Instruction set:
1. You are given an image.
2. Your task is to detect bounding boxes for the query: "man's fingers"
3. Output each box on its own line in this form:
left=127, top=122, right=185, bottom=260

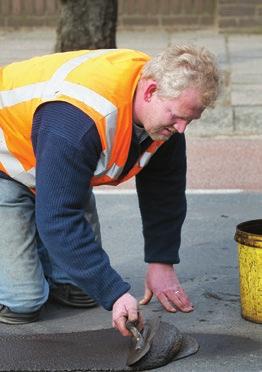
left=139, top=287, right=153, bottom=305
left=157, top=292, right=177, bottom=312
left=112, top=292, right=142, bottom=337
left=113, top=309, right=143, bottom=337
left=144, top=263, right=194, bottom=313
left=113, top=316, right=130, bottom=336
left=156, top=288, right=193, bottom=313
left=162, top=288, right=193, bottom=312
left=127, top=307, right=139, bottom=323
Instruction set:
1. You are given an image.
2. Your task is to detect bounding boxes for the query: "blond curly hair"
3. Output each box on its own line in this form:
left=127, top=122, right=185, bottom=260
left=141, top=45, right=221, bottom=107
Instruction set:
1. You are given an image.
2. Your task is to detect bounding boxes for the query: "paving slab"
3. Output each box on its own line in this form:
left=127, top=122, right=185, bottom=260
left=117, top=29, right=170, bottom=55
left=187, top=107, right=233, bottom=137
left=231, top=84, right=262, bottom=106
left=0, top=28, right=56, bottom=65
left=227, top=35, right=262, bottom=80
left=230, top=59, right=262, bottom=75
left=231, top=73, right=262, bottom=85
left=234, top=107, right=262, bottom=135
left=227, top=35, right=262, bottom=56
left=169, top=30, right=228, bottom=66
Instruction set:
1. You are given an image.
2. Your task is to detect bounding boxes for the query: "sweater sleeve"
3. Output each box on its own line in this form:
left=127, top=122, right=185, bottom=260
left=135, top=133, right=187, bottom=264
left=32, top=101, right=130, bottom=311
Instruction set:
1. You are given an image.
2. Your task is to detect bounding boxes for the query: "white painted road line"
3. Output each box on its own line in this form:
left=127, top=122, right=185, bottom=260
left=94, top=189, right=245, bottom=195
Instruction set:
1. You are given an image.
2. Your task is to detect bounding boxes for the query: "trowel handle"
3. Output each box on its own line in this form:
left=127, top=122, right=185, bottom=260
left=126, top=320, right=145, bottom=350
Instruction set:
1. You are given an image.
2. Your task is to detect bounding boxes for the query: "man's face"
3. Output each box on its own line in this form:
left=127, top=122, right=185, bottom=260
left=138, top=84, right=204, bottom=141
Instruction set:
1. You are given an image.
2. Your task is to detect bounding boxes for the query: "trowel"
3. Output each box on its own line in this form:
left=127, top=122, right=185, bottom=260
left=126, top=316, right=160, bottom=366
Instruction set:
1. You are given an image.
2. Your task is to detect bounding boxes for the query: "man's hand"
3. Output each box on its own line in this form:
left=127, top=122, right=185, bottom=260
left=112, top=292, right=143, bottom=336
left=139, top=263, right=193, bottom=313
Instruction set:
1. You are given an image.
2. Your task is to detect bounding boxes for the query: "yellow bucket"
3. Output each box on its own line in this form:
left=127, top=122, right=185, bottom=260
left=235, top=219, right=262, bottom=323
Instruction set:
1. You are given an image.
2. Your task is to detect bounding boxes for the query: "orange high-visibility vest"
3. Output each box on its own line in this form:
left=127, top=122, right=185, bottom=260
left=0, top=49, right=164, bottom=188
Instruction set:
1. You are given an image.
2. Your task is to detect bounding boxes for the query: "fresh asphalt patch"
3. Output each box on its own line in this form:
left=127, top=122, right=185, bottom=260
left=0, top=321, right=198, bottom=371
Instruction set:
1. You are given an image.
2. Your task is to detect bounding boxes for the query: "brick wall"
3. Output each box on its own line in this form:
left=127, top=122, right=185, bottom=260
left=218, top=0, right=262, bottom=33
left=0, top=0, right=60, bottom=27
left=0, top=0, right=216, bottom=29
left=117, top=0, right=216, bottom=30
left=0, top=0, right=261, bottom=33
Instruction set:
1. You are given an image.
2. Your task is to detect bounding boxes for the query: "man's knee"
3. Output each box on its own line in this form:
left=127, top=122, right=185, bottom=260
left=0, top=280, right=49, bottom=325
left=1, top=278, right=49, bottom=314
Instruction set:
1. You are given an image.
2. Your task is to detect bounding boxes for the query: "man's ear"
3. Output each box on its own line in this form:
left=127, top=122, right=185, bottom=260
left=144, top=81, right=157, bottom=102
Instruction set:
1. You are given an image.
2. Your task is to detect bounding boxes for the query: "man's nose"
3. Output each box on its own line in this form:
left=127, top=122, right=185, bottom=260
left=174, top=120, right=188, bottom=133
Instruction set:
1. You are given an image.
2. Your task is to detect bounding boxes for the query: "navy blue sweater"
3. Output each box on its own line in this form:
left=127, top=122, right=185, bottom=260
left=1, top=101, right=187, bottom=310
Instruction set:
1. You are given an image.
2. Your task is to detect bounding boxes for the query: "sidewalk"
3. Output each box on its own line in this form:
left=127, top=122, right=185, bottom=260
left=0, top=27, right=262, bottom=137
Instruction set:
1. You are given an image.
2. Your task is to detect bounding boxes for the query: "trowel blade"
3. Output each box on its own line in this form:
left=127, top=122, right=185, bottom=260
left=126, top=317, right=160, bottom=366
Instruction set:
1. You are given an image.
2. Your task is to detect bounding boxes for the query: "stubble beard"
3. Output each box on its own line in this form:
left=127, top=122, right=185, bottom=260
left=148, top=132, right=171, bottom=141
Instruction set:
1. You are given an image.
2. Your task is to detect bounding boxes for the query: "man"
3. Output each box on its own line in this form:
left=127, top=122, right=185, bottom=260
left=0, top=46, right=220, bottom=336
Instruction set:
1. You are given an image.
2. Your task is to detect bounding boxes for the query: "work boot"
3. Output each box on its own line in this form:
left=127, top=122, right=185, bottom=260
left=49, top=283, right=98, bottom=308
left=0, top=304, right=41, bottom=325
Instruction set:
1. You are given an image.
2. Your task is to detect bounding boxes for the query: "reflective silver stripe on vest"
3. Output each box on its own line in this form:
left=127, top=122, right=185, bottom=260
left=0, top=49, right=119, bottom=185
left=94, top=112, right=117, bottom=177
left=42, top=49, right=116, bottom=100
left=0, top=128, right=36, bottom=187
left=0, top=82, right=46, bottom=109
left=0, top=50, right=115, bottom=108
left=106, top=163, right=124, bottom=180
left=54, top=80, right=117, bottom=177
left=104, top=149, right=159, bottom=181
left=59, top=81, right=115, bottom=117
left=15, top=168, right=36, bottom=188
left=41, top=50, right=119, bottom=178
left=139, top=151, right=155, bottom=167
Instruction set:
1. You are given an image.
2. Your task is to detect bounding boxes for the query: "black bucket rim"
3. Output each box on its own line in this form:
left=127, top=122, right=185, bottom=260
left=235, top=219, right=262, bottom=248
